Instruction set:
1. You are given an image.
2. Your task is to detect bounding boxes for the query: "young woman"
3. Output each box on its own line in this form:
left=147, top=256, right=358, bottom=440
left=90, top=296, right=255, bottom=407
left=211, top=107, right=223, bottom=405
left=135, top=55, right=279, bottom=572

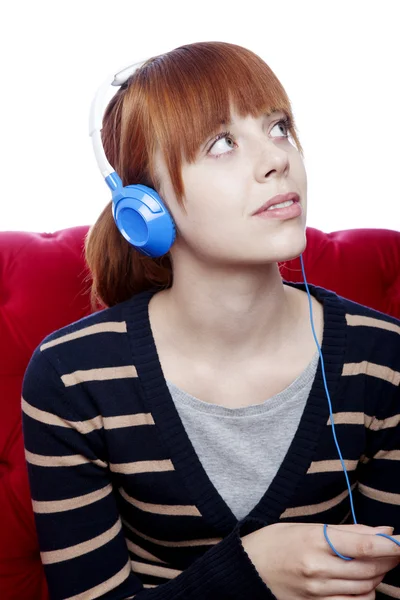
left=22, top=41, right=400, bottom=600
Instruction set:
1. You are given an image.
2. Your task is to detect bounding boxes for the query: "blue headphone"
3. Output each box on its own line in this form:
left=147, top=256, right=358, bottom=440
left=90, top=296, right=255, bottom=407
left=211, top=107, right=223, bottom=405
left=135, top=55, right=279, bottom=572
left=89, top=61, right=176, bottom=258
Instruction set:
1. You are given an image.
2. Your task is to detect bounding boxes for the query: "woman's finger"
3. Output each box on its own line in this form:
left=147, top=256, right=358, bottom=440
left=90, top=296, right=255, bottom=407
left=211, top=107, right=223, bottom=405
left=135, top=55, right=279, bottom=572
left=319, top=555, right=398, bottom=580
left=309, top=574, right=383, bottom=597
left=324, top=525, right=400, bottom=559
left=331, top=524, right=393, bottom=535
left=311, top=592, right=376, bottom=600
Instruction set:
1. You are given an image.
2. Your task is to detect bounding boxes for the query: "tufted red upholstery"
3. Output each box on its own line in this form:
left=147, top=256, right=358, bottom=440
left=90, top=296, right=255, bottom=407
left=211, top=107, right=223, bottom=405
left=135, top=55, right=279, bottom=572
left=0, top=225, right=399, bottom=599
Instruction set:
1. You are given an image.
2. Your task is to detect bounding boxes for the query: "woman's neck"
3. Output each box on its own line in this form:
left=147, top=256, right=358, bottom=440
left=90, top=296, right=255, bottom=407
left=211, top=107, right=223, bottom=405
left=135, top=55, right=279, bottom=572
left=149, top=260, right=301, bottom=363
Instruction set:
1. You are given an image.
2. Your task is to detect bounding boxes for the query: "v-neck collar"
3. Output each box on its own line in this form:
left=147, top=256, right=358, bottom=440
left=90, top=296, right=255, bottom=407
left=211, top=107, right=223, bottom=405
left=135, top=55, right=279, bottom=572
left=124, top=282, right=347, bottom=537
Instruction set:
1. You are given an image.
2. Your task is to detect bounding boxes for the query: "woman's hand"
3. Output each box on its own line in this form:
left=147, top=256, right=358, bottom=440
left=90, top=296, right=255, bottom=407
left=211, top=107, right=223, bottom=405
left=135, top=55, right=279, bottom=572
left=241, top=522, right=400, bottom=599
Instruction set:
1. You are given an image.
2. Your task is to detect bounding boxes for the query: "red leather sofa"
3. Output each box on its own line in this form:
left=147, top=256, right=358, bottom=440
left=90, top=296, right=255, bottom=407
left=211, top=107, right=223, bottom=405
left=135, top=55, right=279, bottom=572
left=1, top=225, right=400, bottom=599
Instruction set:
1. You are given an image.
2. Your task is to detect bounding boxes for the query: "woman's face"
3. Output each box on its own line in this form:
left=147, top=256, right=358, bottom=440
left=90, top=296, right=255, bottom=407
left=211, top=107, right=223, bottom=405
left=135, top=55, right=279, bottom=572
left=155, top=109, right=308, bottom=266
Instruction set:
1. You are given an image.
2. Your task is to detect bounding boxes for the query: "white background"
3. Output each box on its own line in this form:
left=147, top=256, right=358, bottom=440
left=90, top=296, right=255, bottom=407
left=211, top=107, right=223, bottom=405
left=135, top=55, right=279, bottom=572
left=1, top=0, right=399, bottom=233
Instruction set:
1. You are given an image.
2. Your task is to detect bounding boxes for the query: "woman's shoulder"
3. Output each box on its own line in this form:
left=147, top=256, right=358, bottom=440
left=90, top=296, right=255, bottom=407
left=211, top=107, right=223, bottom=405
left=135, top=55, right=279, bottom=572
left=25, top=290, right=154, bottom=387
left=298, top=281, right=400, bottom=328
left=337, top=293, right=400, bottom=328
left=288, top=281, right=400, bottom=340
left=25, top=307, right=122, bottom=387
left=37, top=289, right=155, bottom=355
left=316, top=285, right=400, bottom=381
left=23, top=294, right=151, bottom=417
left=38, top=301, right=128, bottom=353
left=333, top=289, right=400, bottom=352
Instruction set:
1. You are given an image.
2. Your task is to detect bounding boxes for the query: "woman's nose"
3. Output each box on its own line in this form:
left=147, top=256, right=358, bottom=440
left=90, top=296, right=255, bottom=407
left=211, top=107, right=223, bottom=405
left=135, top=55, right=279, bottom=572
left=254, top=141, right=290, bottom=183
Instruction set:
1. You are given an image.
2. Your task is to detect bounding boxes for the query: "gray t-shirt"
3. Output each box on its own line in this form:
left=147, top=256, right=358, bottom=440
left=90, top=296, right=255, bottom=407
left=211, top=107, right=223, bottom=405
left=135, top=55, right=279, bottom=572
left=166, top=351, right=319, bottom=521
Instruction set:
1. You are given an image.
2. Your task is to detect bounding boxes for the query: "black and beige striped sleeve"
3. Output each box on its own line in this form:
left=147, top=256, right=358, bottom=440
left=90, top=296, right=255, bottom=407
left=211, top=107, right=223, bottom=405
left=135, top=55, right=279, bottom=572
left=345, top=313, right=400, bottom=598
left=21, top=339, right=272, bottom=600
left=353, top=387, right=400, bottom=595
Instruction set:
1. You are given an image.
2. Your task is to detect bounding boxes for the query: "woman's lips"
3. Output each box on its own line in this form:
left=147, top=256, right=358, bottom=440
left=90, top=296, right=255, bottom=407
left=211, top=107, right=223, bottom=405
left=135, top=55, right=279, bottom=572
left=253, top=193, right=302, bottom=220
left=253, top=192, right=300, bottom=215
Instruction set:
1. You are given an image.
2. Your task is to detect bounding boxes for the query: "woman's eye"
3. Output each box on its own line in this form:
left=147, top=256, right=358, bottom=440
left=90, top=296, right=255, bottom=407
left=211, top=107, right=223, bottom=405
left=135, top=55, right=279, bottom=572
left=208, top=135, right=236, bottom=156
left=270, top=120, right=289, bottom=138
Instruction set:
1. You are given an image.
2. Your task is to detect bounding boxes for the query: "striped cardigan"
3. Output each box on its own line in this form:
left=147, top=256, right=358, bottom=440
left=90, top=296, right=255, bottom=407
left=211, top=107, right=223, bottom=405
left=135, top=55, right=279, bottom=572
left=22, top=282, right=400, bottom=599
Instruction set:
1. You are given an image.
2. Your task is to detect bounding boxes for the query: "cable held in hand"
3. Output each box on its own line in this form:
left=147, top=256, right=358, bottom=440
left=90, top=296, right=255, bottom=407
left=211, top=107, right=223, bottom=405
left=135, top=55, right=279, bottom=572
left=324, top=524, right=400, bottom=561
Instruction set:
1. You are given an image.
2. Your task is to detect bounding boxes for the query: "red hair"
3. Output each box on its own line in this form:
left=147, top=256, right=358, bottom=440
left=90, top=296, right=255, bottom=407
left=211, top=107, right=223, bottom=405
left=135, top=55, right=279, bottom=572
left=85, top=41, right=303, bottom=308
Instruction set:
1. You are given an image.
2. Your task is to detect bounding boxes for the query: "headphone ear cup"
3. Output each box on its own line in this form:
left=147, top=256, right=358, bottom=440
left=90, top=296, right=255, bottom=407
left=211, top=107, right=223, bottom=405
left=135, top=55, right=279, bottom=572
left=112, top=184, right=176, bottom=258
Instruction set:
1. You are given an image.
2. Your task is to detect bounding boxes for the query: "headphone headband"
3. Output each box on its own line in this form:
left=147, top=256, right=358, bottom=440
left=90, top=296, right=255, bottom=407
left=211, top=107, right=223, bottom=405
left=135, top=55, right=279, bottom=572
left=89, top=60, right=146, bottom=179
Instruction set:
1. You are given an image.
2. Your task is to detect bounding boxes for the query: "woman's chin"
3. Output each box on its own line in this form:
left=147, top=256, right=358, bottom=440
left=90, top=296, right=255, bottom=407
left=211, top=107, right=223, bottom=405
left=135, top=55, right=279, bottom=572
left=276, top=238, right=307, bottom=263
left=257, top=228, right=307, bottom=263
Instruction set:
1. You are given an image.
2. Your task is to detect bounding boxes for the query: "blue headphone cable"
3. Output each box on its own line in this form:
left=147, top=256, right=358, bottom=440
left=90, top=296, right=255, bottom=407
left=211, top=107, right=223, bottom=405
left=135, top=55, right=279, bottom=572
left=299, top=253, right=399, bottom=560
